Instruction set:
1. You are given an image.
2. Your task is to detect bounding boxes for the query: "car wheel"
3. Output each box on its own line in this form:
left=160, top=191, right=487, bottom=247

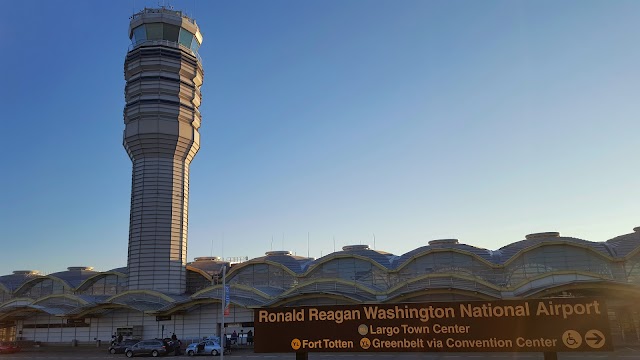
left=126, top=350, right=134, bottom=358
left=212, top=349, right=219, bottom=356
left=110, top=348, right=117, bottom=354
left=187, top=350, right=194, bottom=356
left=151, top=350, right=159, bottom=357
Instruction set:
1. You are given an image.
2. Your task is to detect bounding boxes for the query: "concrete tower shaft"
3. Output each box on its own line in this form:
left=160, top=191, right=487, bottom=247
left=123, top=8, right=204, bottom=294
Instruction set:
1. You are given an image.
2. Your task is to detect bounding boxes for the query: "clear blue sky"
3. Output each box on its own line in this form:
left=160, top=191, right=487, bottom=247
left=1, top=0, right=638, bottom=275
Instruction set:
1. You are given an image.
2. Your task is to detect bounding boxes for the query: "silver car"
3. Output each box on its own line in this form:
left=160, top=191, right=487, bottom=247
left=185, top=340, right=222, bottom=356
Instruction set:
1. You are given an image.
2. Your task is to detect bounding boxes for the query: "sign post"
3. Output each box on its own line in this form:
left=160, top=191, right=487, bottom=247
left=255, top=298, right=612, bottom=356
left=224, top=285, right=230, bottom=316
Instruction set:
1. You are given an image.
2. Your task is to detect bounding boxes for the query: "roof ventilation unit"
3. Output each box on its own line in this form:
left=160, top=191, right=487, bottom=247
left=67, top=267, right=94, bottom=271
left=13, top=270, right=41, bottom=275
left=428, top=239, right=459, bottom=246
left=525, top=232, right=560, bottom=240
left=194, top=257, right=222, bottom=261
left=342, top=245, right=370, bottom=251
left=265, top=251, right=292, bottom=256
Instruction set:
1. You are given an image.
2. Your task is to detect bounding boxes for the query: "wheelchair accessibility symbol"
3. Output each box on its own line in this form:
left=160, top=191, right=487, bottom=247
left=562, top=330, right=582, bottom=349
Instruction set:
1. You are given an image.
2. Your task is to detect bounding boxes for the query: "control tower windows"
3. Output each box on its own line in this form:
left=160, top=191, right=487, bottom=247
left=132, top=26, right=146, bottom=43
left=179, top=28, right=194, bottom=48
left=190, top=37, right=200, bottom=53
left=131, top=24, right=202, bottom=55
left=163, top=24, right=180, bottom=42
left=146, top=23, right=163, bottom=40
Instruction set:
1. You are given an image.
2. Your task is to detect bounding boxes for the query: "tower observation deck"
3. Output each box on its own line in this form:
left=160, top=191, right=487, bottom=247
left=123, top=8, right=204, bottom=294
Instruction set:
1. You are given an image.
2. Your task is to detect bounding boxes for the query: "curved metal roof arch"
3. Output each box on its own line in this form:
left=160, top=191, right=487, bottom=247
left=392, top=248, right=498, bottom=273
left=13, top=276, right=70, bottom=297
left=74, top=271, right=128, bottom=293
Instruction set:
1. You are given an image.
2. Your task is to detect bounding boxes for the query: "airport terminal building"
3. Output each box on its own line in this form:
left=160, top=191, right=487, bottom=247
left=1, top=229, right=640, bottom=346
left=1, top=7, right=638, bottom=348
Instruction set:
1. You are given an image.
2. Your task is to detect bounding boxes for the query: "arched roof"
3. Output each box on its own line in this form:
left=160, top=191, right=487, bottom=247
left=0, top=298, right=33, bottom=309
left=313, top=247, right=396, bottom=269
left=519, top=278, right=640, bottom=299
left=32, top=294, right=90, bottom=306
left=49, top=267, right=100, bottom=288
left=106, top=267, right=128, bottom=274
left=305, top=252, right=395, bottom=276
left=13, top=276, right=70, bottom=297
left=269, top=292, right=368, bottom=307
left=605, top=228, right=640, bottom=257
left=510, top=271, right=615, bottom=297
left=498, top=236, right=615, bottom=264
left=0, top=295, right=90, bottom=319
left=385, top=288, right=497, bottom=302
left=0, top=272, right=44, bottom=292
left=387, top=273, right=502, bottom=299
left=105, top=291, right=179, bottom=312
left=75, top=271, right=128, bottom=292
left=186, top=284, right=271, bottom=309
left=232, top=252, right=313, bottom=274
left=394, top=244, right=496, bottom=270
left=187, top=258, right=228, bottom=277
left=281, top=278, right=377, bottom=298
left=75, top=294, right=111, bottom=304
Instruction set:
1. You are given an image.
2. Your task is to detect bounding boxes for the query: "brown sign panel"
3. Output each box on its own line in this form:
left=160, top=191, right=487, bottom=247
left=254, top=298, right=612, bottom=353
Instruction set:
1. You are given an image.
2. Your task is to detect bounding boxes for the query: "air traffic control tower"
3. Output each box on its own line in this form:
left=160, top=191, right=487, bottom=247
left=123, top=8, right=204, bottom=294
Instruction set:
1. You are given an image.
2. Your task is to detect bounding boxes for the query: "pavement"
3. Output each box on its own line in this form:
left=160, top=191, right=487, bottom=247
left=4, top=344, right=639, bottom=359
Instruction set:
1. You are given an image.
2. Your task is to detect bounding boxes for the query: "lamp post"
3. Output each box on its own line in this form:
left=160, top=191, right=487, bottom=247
left=220, top=265, right=226, bottom=360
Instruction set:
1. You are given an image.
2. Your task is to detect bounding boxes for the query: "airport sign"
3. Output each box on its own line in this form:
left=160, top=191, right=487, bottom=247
left=254, top=298, right=612, bottom=353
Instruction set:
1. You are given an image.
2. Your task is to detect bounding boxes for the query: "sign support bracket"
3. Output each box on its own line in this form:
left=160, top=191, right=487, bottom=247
left=543, top=352, right=558, bottom=360
left=296, top=352, right=308, bottom=360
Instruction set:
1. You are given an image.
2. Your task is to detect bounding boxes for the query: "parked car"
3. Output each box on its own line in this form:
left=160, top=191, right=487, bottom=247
left=109, top=339, right=140, bottom=354
left=0, top=342, right=21, bottom=354
left=124, top=339, right=168, bottom=357
left=185, top=340, right=222, bottom=356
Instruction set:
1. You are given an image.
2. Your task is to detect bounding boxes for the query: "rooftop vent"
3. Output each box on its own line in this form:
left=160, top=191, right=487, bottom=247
left=342, top=245, right=370, bottom=251
left=13, top=270, right=41, bottom=275
left=67, top=267, right=94, bottom=271
left=428, top=239, right=459, bottom=246
left=265, top=250, right=292, bottom=256
left=194, top=257, right=222, bottom=261
left=525, top=232, right=560, bottom=240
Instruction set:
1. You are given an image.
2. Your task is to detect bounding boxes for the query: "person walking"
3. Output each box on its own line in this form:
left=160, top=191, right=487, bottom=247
left=170, top=333, right=180, bottom=355
left=174, top=339, right=182, bottom=356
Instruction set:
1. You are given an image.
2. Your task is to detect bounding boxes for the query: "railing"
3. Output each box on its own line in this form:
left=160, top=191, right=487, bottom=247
left=128, top=40, right=202, bottom=63
left=130, top=7, right=197, bottom=25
